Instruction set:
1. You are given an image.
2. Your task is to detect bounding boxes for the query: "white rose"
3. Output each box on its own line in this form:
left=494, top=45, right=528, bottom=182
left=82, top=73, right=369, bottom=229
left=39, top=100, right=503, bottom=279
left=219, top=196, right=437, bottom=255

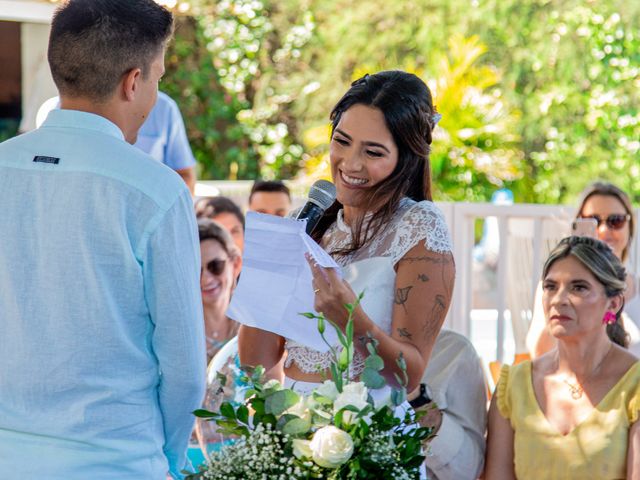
left=333, top=382, right=369, bottom=413
left=309, top=426, right=354, bottom=468
left=315, top=380, right=339, bottom=401
left=292, top=438, right=313, bottom=459
left=285, top=397, right=311, bottom=422
left=342, top=382, right=368, bottom=399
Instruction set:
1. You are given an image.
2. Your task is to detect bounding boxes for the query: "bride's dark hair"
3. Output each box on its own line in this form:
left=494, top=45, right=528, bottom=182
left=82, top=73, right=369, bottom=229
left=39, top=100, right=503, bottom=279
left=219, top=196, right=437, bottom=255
left=312, top=70, right=438, bottom=255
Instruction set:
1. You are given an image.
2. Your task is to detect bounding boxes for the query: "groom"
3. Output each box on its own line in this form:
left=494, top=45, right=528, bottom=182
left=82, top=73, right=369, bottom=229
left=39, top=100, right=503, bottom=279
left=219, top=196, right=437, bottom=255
left=0, top=1, right=205, bottom=479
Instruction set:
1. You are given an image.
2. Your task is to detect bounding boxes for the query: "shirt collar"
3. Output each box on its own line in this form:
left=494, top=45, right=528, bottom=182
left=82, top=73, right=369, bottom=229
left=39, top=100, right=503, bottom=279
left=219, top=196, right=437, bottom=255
left=41, top=109, right=125, bottom=141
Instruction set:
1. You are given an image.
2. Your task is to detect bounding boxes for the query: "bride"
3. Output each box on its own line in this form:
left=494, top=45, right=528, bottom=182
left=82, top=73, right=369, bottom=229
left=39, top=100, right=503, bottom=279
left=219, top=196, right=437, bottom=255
left=239, top=70, right=455, bottom=409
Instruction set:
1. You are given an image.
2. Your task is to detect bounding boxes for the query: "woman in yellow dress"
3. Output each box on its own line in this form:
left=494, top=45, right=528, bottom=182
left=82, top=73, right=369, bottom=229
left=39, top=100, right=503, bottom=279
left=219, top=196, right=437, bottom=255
left=486, top=236, right=640, bottom=479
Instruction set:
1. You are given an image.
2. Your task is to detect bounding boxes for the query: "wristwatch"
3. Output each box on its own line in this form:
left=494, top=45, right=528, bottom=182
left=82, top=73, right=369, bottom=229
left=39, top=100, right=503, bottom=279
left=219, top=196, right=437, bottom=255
left=409, top=383, right=433, bottom=409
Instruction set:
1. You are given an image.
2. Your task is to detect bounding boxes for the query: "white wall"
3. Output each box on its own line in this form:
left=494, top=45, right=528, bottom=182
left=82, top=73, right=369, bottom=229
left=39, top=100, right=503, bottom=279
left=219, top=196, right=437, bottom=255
left=19, top=21, right=56, bottom=131
left=0, top=1, right=57, bottom=132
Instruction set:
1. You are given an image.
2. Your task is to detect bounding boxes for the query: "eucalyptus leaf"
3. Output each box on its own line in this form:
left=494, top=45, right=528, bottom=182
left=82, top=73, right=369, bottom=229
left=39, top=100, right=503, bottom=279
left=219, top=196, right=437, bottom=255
left=391, top=389, right=406, bottom=407
left=364, top=354, right=384, bottom=371
left=396, top=352, right=407, bottom=372
left=362, top=368, right=385, bottom=389
left=264, top=389, right=300, bottom=416
left=282, top=416, right=311, bottom=435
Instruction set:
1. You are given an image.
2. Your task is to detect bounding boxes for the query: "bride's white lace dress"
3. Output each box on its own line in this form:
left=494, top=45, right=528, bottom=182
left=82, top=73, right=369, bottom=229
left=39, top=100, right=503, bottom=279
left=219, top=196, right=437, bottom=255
left=285, top=197, right=452, bottom=378
left=284, top=197, right=453, bottom=479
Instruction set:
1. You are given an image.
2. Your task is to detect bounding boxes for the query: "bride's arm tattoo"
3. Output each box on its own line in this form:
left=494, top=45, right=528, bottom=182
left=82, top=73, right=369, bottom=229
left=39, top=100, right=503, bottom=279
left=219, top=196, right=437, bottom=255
left=398, top=252, right=455, bottom=341
left=394, top=285, right=413, bottom=312
left=397, top=327, right=413, bottom=340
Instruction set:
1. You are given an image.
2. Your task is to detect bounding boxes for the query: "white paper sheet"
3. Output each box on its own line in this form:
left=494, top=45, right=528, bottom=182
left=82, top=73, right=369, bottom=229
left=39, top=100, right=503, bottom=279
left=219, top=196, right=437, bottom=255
left=227, top=212, right=340, bottom=351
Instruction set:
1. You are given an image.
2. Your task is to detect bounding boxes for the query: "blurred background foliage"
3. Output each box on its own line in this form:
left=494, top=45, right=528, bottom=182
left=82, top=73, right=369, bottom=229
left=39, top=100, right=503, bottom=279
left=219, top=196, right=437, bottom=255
left=164, top=0, right=639, bottom=203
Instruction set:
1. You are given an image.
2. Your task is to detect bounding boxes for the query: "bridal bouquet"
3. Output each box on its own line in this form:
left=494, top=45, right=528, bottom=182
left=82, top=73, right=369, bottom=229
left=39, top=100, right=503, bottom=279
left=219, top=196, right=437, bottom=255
left=188, top=296, right=432, bottom=479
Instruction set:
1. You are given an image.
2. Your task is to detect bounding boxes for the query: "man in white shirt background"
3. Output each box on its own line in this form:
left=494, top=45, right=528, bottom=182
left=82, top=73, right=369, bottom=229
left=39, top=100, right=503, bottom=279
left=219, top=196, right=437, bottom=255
left=409, top=329, right=488, bottom=479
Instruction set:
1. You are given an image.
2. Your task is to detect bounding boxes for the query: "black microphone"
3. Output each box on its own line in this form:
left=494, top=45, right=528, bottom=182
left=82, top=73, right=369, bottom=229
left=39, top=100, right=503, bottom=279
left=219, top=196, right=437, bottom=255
left=296, top=179, right=337, bottom=235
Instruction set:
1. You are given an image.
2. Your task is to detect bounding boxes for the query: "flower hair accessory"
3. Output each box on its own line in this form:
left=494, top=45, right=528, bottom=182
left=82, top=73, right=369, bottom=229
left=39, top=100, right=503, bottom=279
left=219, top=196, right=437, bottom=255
left=432, top=113, right=442, bottom=127
left=603, top=311, right=616, bottom=325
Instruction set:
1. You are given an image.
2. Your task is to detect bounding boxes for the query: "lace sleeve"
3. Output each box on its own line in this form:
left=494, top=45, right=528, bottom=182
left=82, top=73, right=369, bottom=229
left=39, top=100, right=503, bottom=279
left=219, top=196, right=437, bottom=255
left=388, top=200, right=452, bottom=264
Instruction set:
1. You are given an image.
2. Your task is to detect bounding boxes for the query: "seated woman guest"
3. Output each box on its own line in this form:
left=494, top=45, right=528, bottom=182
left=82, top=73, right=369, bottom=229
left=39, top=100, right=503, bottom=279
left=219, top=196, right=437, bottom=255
left=239, top=70, right=455, bottom=401
left=486, top=236, right=640, bottom=479
left=527, top=181, right=640, bottom=357
left=198, top=219, right=242, bottom=363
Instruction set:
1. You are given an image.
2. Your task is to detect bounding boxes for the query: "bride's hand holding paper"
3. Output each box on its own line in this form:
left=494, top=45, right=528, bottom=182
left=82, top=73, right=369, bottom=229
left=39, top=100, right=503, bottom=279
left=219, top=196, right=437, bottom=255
left=305, top=252, right=360, bottom=331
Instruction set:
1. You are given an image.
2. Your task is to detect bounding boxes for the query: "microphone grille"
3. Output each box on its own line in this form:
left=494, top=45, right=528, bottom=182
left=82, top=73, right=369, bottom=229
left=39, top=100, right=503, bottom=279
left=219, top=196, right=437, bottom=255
left=308, top=179, right=337, bottom=210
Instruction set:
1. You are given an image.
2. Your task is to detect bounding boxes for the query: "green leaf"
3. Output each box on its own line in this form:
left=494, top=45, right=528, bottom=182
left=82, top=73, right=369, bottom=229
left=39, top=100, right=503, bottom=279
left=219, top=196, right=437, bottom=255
left=261, top=413, right=277, bottom=425
left=317, top=315, right=325, bottom=334
left=251, top=365, right=265, bottom=382
left=391, top=389, right=406, bottom=407
left=299, top=312, right=317, bottom=319
left=331, top=320, right=348, bottom=348
left=219, top=402, right=236, bottom=420
left=244, top=388, right=258, bottom=399
left=264, top=389, right=300, bottom=416
left=330, top=364, right=343, bottom=392
left=250, top=397, right=265, bottom=416
left=236, top=404, right=249, bottom=424
left=345, top=317, right=354, bottom=343
left=281, top=416, right=311, bottom=435
left=312, top=392, right=334, bottom=405
left=192, top=409, right=217, bottom=418
left=396, top=352, right=407, bottom=372
left=364, top=354, right=384, bottom=371
left=362, top=369, right=385, bottom=389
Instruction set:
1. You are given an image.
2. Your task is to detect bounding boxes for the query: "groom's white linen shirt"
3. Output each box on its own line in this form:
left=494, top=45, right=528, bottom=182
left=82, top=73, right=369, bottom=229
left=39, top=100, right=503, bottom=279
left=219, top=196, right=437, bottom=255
left=423, top=330, right=488, bottom=480
left=0, top=109, right=206, bottom=479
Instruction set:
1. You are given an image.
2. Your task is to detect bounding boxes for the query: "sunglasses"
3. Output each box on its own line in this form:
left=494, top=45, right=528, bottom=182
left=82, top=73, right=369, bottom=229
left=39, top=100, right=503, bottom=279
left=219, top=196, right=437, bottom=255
left=580, top=214, right=631, bottom=230
left=202, top=258, right=227, bottom=276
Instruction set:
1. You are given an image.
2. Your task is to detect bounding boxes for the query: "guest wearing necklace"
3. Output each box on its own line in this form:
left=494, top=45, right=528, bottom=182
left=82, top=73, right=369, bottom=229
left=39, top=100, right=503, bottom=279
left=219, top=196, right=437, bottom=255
left=198, top=219, right=242, bottom=363
left=486, top=236, right=640, bottom=479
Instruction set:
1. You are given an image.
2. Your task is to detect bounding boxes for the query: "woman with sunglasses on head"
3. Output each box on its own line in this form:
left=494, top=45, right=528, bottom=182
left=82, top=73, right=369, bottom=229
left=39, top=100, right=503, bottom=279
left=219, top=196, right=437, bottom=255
left=198, top=219, right=242, bottom=363
left=486, top=236, right=640, bottom=479
left=238, top=72, right=455, bottom=428
left=527, top=181, right=638, bottom=358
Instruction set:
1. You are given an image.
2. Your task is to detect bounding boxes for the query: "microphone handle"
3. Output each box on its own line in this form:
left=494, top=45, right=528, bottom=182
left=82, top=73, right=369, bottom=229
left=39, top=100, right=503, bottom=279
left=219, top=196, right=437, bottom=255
left=296, top=202, right=325, bottom=235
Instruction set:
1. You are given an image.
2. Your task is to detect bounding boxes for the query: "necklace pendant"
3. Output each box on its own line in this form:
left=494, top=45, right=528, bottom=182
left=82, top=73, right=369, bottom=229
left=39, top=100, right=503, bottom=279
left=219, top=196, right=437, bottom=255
left=563, top=377, right=584, bottom=400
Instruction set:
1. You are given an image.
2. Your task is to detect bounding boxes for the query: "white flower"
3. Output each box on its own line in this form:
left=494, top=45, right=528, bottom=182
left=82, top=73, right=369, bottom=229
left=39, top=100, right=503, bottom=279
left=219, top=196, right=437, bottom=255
left=315, top=380, right=339, bottom=401
left=309, top=425, right=354, bottom=468
left=333, top=382, right=368, bottom=412
left=285, top=397, right=311, bottom=422
left=292, top=438, right=313, bottom=459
